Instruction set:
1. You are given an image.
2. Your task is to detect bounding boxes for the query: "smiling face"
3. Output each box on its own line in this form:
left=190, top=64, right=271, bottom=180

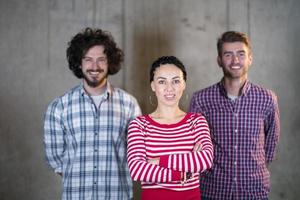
left=151, top=64, right=186, bottom=108
left=218, top=42, right=253, bottom=81
left=81, top=45, right=108, bottom=89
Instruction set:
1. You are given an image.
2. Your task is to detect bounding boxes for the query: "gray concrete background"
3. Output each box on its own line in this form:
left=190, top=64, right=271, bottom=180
left=0, top=0, right=299, bottom=199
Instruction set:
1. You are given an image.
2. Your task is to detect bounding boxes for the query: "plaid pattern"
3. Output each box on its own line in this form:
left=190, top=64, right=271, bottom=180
left=44, top=83, right=141, bottom=200
left=189, top=80, right=280, bottom=200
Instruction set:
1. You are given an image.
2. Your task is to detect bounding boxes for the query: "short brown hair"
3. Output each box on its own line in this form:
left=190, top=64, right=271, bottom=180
left=217, top=31, right=252, bottom=57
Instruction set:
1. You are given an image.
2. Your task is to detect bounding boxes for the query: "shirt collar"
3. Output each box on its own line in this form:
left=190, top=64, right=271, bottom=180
left=218, top=78, right=251, bottom=98
left=79, top=81, right=114, bottom=99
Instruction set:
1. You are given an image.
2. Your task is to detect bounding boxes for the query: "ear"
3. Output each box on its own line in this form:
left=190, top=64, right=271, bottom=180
left=217, top=56, right=222, bottom=68
left=248, top=53, right=253, bottom=66
left=150, top=81, right=155, bottom=92
left=183, top=81, right=186, bottom=90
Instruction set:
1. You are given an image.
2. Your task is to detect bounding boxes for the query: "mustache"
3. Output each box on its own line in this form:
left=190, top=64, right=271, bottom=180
left=230, top=63, right=242, bottom=68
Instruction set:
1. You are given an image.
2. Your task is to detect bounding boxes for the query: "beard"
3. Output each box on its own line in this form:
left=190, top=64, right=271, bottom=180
left=222, top=63, right=248, bottom=79
left=83, top=69, right=107, bottom=88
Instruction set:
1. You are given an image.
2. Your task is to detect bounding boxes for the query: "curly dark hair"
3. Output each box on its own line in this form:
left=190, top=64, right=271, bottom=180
left=150, top=56, right=187, bottom=82
left=66, top=27, right=124, bottom=78
left=217, top=31, right=252, bottom=57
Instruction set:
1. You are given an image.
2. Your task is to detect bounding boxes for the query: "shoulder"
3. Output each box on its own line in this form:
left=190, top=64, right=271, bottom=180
left=192, top=83, right=219, bottom=100
left=190, top=83, right=220, bottom=111
left=111, top=88, right=141, bottom=118
left=185, top=113, right=209, bottom=132
left=128, top=115, right=149, bottom=128
left=132, top=115, right=149, bottom=123
left=46, top=85, right=81, bottom=111
left=187, top=112, right=207, bottom=123
left=249, top=82, right=278, bottom=103
left=112, top=87, right=139, bottom=103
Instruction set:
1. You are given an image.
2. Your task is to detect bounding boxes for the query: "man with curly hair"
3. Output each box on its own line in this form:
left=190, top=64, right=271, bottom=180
left=44, top=27, right=141, bottom=200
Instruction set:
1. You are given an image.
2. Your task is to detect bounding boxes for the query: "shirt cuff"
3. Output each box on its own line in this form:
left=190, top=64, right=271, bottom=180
left=54, top=167, right=62, bottom=174
left=172, top=171, right=181, bottom=181
left=159, top=155, right=169, bottom=168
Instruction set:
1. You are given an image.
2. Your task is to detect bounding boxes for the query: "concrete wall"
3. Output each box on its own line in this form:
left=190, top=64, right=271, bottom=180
left=0, top=0, right=299, bottom=199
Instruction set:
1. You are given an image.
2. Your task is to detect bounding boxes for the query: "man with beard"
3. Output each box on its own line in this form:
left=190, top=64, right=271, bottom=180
left=189, top=31, right=280, bottom=200
left=44, top=27, right=141, bottom=200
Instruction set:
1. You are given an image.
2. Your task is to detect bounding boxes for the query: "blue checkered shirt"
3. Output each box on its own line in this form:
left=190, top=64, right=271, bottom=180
left=189, top=80, right=280, bottom=200
left=44, top=83, right=141, bottom=200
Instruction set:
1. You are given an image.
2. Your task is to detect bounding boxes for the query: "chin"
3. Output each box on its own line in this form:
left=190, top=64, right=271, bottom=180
left=85, top=79, right=102, bottom=88
left=163, top=101, right=179, bottom=107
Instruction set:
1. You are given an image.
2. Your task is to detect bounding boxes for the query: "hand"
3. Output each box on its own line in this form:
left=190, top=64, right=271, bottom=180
left=147, top=157, right=160, bottom=165
left=193, top=142, right=203, bottom=152
left=181, top=171, right=193, bottom=185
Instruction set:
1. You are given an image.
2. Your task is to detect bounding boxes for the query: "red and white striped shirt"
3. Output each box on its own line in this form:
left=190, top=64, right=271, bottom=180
left=127, top=112, right=213, bottom=191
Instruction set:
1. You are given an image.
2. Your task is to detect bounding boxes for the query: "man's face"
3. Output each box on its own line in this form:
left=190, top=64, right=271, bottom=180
left=81, top=45, right=108, bottom=88
left=218, top=42, right=252, bottom=80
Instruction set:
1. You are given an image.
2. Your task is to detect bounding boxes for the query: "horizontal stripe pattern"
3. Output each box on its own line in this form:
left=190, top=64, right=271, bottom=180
left=127, top=112, right=213, bottom=191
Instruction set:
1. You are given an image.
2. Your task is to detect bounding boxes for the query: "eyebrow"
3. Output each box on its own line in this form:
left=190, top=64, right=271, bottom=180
left=82, top=56, right=107, bottom=59
left=156, top=76, right=181, bottom=80
left=223, top=50, right=246, bottom=54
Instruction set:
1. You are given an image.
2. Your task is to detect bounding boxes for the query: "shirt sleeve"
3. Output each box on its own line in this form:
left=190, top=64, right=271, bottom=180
left=189, top=93, right=201, bottom=114
left=130, top=97, right=142, bottom=120
left=264, top=93, right=280, bottom=164
left=127, top=119, right=181, bottom=183
left=158, top=115, right=213, bottom=173
left=43, top=98, right=65, bottom=174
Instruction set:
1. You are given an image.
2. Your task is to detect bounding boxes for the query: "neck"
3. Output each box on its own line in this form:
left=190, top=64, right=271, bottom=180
left=83, top=79, right=107, bottom=96
left=223, top=76, right=247, bottom=96
left=151, top=105, right=185, bottom=120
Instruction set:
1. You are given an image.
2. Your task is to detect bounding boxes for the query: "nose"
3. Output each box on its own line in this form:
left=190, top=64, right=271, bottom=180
left=91, top=60, right=100, bottom=69
left=165, top=82, right=175, bottom=91
left=232, top=54, right=240, bottom=64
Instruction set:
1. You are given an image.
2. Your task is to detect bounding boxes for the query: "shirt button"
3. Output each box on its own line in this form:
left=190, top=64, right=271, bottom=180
left=94, top=182, right=97, bottom=185
left=94, top=166, right=97, bottom=169
left=233, top=177, right=237, bottom=181
left=95, top=132, right=98, bottom=135
left=234, top=129, right=238, bottom=133
left=234, top=161, right=237, bottom=165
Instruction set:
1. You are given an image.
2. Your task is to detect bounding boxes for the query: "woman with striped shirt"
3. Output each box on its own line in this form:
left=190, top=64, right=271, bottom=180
left=127, top=56, right=213, bottom=200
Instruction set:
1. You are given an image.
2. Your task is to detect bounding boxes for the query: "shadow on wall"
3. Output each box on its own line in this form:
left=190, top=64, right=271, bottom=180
left=131, top=29, right=175, bottom=115
left=130, top=27, right=175, bottom=200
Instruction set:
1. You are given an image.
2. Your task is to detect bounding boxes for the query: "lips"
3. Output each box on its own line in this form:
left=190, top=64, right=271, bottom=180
left=87, top=70, right=103, bottom=77
left=164, top=94, right=176, bottom=100
left=230, top=64, right=242, bottom=69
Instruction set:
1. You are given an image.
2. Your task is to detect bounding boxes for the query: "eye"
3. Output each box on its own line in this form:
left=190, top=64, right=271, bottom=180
left=173, top=79, right=181, bottom=84
left=238, top=52, right=245, bottom=57
left=158, top=80, right=165, bottom=84
left=83, top=57, right=92, bottom=63
left=97, top=57, right=107, bottom=64
left=223, top=53, right=232, bottom=58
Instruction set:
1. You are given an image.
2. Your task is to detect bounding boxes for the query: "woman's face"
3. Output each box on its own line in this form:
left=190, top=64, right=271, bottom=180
left=151, top=64, right=186, bottom=107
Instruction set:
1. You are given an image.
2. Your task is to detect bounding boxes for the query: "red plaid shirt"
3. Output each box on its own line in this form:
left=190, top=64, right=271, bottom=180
left=189, top=80, right=280, bottom=200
